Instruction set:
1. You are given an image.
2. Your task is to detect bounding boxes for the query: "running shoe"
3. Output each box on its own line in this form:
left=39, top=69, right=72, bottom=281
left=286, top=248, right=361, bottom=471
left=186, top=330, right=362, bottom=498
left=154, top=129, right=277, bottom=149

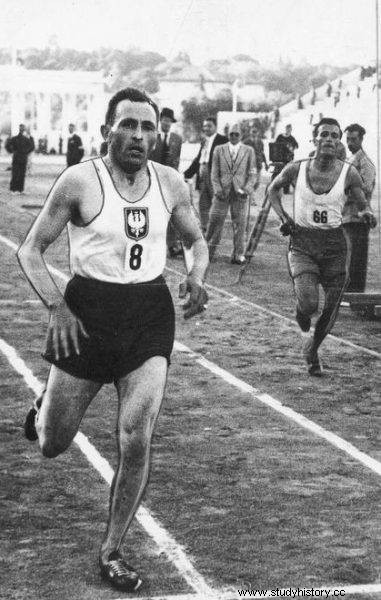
left=24, top=395, right=43, bottom=441
left=296, top=309, right=311, bottom=332
left=100, top=550, right=142, bottom=592
left=302, top=338, right=323, bottom=377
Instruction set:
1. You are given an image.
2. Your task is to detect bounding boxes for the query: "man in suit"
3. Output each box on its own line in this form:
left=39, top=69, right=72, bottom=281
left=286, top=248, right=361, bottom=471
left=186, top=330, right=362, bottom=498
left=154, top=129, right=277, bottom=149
left=150, top=108, right=183, bottom=256
left=66, top=123, right=84, bottom=167
left=207, top=123, right=257, bottom=263
left=184, top=117, right=227, bottom=234
left=150, top=107, right=182, bottom=169
left=343, top=123, right=377, bottom=294
left=6, top=123, right=35, bottom=194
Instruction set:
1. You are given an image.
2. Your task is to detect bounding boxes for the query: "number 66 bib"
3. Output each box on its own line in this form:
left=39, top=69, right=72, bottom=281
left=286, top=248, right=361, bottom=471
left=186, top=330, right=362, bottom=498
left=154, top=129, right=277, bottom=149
left=293, top=159, right=350, bottom=229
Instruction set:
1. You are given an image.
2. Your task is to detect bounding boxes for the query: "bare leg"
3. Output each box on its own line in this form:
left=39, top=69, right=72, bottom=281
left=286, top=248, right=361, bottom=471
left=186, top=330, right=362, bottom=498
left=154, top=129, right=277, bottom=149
left=100, top=356, right=168, bottom=561
left=310, top=282, right=345, bottom=355
left=293, top=272, right=320, bottom=332
left=37, top=365, right=102, bottom=458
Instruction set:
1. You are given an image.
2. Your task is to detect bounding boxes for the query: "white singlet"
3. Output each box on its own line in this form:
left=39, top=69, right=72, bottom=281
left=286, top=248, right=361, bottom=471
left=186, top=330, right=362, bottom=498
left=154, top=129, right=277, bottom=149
left=68, top=158, right=171, bottom=283
left=293, top=159, right=350, bottom=229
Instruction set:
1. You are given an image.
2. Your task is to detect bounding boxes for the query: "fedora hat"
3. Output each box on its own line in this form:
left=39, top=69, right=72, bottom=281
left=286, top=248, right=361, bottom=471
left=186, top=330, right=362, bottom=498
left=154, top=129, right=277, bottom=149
left=160, top=107, right=177, bottom=122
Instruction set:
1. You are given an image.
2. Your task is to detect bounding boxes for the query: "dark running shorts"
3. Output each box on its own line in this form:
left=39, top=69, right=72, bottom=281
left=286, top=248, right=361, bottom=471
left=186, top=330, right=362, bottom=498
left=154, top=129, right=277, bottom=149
left=287, top=226, right=350, bottom=288
left=43, top=274, right=175, bottom=383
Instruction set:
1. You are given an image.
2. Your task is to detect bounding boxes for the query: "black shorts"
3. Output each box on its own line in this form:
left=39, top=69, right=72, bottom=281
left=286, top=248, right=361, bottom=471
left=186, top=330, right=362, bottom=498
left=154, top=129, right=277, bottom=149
left=43, top=274, right=175, bottom=384
left=287, top=226, right=350, bottom=288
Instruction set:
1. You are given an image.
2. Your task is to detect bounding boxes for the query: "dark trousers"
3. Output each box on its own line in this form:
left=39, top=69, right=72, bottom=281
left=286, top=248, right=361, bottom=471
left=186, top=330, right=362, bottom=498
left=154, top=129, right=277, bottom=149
left=344, top=222, right=370, bottom=293
left=10, top=159, right=27, bottom=192
left=198, top=167, right=214, bottom=233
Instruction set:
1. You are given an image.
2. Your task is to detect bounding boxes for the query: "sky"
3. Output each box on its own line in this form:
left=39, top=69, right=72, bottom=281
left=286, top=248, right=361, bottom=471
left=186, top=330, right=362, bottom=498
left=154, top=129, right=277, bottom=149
left=1, top=0, right=379, bottom=67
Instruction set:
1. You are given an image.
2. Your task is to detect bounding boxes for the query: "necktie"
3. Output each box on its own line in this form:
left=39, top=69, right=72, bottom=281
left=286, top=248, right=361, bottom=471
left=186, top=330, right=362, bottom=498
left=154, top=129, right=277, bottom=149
left=161, top=133, right=169, bottom=165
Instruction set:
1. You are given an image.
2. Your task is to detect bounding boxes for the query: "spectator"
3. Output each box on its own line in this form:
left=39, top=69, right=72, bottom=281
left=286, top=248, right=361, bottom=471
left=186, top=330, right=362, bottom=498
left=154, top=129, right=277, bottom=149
left=149, top=107, right=183, bottom=257
left=5, top=123, right=35, bottom=194
left=242, top=127, right=268, bottom=186
left=207, top=123, right=257, bottom=264
left=275, top=124, right=299, bottom=193
left=184, top=117, right=227, bottom=234
left=66, top=123, right=84, bottom=167
left=343, top=123, right=377, bottom=294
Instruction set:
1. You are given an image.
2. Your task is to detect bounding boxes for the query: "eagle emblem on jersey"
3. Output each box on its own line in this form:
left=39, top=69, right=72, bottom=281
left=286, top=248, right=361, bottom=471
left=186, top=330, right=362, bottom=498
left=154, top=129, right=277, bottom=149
left=124, top=207, right=149, bottom=240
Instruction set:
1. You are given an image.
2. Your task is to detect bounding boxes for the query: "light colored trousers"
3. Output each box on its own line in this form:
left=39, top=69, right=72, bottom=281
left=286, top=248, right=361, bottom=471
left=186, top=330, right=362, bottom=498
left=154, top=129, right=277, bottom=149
left=206, top=187, right=249, bottom=260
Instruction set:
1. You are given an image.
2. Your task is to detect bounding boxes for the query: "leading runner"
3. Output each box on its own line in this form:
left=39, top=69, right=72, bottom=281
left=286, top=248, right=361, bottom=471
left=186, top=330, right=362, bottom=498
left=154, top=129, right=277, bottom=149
left=17, top=87, right=209, bottom=592
left=268, top=117, right=372, bottom=376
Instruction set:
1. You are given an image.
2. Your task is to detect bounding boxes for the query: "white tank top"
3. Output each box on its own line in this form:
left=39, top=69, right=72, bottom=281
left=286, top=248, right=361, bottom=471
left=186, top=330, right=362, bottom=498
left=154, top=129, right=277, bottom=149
left=68, top=159, right=171, bottom=283
left=293, top=159, right=350, bottom=229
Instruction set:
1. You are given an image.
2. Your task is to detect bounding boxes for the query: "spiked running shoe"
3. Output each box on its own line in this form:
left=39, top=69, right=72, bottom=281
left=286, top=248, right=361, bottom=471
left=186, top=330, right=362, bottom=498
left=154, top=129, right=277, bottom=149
left=100, top=551, right=142, bottom=592
left=24, top=394, right=43, bottom=441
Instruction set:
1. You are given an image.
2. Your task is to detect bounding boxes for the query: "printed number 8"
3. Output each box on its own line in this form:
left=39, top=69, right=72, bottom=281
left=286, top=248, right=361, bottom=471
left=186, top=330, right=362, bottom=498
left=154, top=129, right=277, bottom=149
left=313, top=210, right=328, bottom=224
left=130, top=244, right=143, bottom=270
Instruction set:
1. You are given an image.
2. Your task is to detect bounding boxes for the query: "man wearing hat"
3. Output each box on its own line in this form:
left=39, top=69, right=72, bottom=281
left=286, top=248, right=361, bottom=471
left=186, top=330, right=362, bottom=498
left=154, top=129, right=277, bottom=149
left=150, top=107, right=183, bottom=256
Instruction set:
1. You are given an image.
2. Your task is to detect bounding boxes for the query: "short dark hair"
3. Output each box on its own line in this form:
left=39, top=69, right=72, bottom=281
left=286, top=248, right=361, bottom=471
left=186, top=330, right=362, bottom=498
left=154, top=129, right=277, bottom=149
left=315, top=117, right=342, bottom=138
left=105, top=87, right=159, bottom=126
left=344, top=123, right=366, bottom=137
left=204, top=116, right=217, bottom=126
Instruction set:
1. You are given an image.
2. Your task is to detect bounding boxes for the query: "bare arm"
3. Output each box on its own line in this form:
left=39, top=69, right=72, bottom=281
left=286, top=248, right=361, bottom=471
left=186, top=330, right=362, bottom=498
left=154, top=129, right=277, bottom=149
left=17, top=168, right=88, bottom=357
left=17, top=170, right=77, bottom=307
left=345, top=165, right=376, bottom=227
left=267, top=162, right=299, bottom=222
left=168, top=172, right=209, bottom=318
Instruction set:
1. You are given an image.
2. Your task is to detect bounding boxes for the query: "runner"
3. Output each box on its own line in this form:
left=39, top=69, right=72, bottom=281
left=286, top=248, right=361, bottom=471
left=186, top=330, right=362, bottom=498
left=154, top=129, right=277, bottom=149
left=268, top=117, right=371, bottom=376
left=17, top=87, right=209, bottom=592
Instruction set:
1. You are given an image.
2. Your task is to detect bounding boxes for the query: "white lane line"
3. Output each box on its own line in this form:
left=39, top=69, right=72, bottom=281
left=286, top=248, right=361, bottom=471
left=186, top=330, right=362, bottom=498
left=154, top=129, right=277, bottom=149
left=175, top=342, right=381, bottom=480
left=115, top=595, right=201, bottom=600
left=2, top=233, right=381, bottom=480
left=0, top=337, right=217, bottom=599
left=219, top=585, right=381, bottom=598
left=165, top=265, right=381, bottom=360
left=0, top=299, right=41, bottom=305
left=113, top=582, right=381, bottom=599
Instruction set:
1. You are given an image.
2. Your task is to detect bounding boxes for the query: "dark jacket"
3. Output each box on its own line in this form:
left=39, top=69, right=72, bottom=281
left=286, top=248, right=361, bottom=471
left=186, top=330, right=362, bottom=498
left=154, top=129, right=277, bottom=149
left=184, top=133, right=228, bottom=187
left=149, top=131, right=182, bottom=170
left=6, top=134, right=34, bottom=163
left=67, top=133, right=84, bottom=166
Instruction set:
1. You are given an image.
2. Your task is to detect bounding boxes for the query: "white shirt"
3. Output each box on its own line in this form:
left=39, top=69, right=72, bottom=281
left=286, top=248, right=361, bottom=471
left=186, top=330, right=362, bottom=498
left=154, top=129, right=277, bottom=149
left=160, top=130, right=170, bottom=142
left=229, top=142, right=241, bottom=161
left=200, top=133, right=217, bottom=164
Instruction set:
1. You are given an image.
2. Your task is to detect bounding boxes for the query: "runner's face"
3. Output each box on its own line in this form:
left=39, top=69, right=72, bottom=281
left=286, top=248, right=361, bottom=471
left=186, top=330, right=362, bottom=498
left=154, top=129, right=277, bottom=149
left=346, top=131, right=362, bottom=154
left=316, top=124, right=340, bottom=157
left=108, top=100, right=157, bottom=173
